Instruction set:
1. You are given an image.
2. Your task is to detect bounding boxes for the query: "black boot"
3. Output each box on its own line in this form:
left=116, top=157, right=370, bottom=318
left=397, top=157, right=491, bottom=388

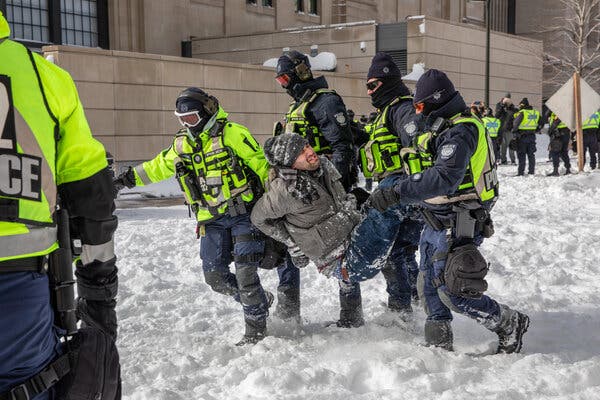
left=547, top=170, right=559, bottom=176
left=424, top=320, right=453, bottom=351
left=388, top=297, right=413, bottom=321
left=236, top=291, right=273, bottom=346
left=564, top=168, right=571, bottom=175
left=493, top=305, right=530, bottom=354
left=275, top=287, right=301, bottom=322
left=336, top=282, right=364, bottom=328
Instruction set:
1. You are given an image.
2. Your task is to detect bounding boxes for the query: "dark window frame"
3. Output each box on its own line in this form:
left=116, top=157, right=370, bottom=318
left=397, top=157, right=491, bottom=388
left=308, top=0, right=317, bottom=15
left=0, top=0, right=109, bottom=49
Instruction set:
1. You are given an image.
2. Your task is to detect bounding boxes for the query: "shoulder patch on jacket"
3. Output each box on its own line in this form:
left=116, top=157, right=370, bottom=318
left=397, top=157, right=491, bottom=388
left=334, top=112, right=347, bottom=126
left=440, top=144, right=457, bottom=160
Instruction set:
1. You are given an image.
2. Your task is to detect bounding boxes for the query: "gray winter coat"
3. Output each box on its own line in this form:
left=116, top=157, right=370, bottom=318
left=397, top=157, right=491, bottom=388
left=250, top=157, right=362, bottom=266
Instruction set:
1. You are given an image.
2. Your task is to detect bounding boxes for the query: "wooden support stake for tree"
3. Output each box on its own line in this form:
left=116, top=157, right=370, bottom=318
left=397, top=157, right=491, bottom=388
left=573, top=72, right=584, bottom=172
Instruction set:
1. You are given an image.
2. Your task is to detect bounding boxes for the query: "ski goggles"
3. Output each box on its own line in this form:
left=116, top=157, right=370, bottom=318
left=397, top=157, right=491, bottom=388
left=174, top=110, right=204, bottom=128
left=275, top=73, right=291, bottom=87
left=365, top=79, right=382, bottom=91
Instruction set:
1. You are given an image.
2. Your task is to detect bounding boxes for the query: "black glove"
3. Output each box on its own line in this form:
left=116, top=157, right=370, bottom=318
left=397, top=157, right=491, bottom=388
left=112, top=167, right=136, bottom=198
left=369, top=186, right=401, bottom=213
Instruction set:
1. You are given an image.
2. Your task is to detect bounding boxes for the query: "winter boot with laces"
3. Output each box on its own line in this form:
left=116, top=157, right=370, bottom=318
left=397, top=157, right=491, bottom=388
left=236, top=291, right=274, bottom=346
left=274, top=287, right=301, bottom=323
left=424, top=320, right=453, bottom=351
left=493, top=305, right=530, bottom=354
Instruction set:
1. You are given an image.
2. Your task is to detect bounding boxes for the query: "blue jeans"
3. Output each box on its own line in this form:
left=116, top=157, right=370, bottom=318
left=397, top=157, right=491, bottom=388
left=418, top=225, right=501, bottom=329
left=0, top=272, right=60, bottom=399
left=341, top=176, right=413, bottom=283
left=200, top=213, right=270, bottom=325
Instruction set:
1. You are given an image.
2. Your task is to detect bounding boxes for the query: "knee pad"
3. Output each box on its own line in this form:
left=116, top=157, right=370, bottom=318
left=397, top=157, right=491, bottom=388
left=443, top=244, right=488, bottom=298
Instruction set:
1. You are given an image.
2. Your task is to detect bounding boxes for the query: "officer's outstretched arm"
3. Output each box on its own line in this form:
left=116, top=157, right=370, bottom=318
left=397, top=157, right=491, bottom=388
left=38, top=54, right=119, bottom=340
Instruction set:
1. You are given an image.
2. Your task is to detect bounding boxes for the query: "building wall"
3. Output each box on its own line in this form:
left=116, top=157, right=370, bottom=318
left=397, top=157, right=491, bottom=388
left=191, top=22, right=377, bottom=77
left=41, top=45, right=372, bottom=163
left=107, top=0, right=491, bottom=57
left=406, top=17, right=543, bottom=108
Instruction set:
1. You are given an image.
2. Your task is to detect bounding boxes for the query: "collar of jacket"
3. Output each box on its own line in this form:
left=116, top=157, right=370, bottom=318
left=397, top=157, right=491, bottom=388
left=290, top=76, right=329, bottom=101
left=423, top=91, right=468, bottom=129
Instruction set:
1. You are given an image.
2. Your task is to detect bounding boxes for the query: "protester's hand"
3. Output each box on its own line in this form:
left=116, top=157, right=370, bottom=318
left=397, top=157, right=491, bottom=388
left=369, top=186, right=401, bottom=213
left=288, top=246, right=310, bottom=268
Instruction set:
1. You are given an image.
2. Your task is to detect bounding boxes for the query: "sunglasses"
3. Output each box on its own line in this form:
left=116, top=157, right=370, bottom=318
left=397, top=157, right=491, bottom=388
left=174, top=110, right=204, bottom=128
left=366, top=80, right=382, bottom=91
left=276, top=73, right=291, bottom=87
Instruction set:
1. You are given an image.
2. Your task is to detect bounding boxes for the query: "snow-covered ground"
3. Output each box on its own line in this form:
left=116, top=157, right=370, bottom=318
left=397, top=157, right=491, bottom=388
left=115, top=153, right=600, bottom=399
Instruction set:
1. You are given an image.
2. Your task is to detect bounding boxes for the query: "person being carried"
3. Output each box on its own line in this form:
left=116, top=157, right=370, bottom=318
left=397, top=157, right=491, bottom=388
left=251, top=133, right=415, bottom=324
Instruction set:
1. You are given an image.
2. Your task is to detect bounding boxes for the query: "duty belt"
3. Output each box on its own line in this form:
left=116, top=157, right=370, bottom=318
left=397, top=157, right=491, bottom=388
left=0, top=255, right=48, bottom=273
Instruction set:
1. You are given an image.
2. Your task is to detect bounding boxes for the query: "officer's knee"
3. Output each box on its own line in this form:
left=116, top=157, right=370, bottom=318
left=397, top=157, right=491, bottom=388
left=437, top=288, right=461, bottom=313
left=203, top=270, right=236, bottom=296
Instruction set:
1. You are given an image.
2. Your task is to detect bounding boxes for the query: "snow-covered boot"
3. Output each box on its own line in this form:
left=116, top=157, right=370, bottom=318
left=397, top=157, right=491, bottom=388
left=236, top=291, right=274, bottom=346
left=336, top=281, right=364, bottom=328
left=547, top=169, right=559, bottom=176
left=275, top=287, right=300, bottom=322
left=493, top=305, right=530, bottom=354
left=388, top=298, right=413, bottom=322
left=424, top=320, right=453, bottom=351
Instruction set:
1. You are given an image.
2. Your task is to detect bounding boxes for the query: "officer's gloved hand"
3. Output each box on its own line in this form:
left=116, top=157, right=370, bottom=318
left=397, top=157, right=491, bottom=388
left=288, top=245, right=310, bottom=268
left=369, top=186, right=401, bottom=213
left=112, top=167, right=136, bottom=198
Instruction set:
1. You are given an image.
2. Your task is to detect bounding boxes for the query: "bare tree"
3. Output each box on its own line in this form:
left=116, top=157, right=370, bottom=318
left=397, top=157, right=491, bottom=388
left=543, top=0, right=600, bottom=88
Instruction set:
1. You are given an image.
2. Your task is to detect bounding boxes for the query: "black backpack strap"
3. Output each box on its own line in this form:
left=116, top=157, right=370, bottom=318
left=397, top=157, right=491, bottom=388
left=0, top=354, right=70, bottom=400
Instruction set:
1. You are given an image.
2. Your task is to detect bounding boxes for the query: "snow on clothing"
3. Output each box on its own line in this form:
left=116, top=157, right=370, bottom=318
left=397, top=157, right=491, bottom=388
left=251, top=157, right=411, bottom=282
left=390, top=91, right=509, bottom=330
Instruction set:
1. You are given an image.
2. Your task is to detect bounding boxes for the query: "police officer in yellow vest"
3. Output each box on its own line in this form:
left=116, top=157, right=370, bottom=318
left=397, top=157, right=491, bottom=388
left=0, top=11, right=119, bottom=398
left=275, top=50, right=360, bottom=327
left=582, top=110, right=599, bottom=170
left=361, top=52, right=424, bottom=315
left=369, top=69, right=529, bottom=353
left=482, top=107, right=502, bottom=162
left=511, top=98, right=541, bottom=176
left=546, top=112, right=572, bottom=176
left=113, top=88, right=273, bottom=345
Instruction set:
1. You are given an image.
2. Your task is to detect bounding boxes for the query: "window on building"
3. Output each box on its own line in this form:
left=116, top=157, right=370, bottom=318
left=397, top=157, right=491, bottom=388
left=2, top=0, right=109, bottom=49
left=246, top=0, right=257, bottom=4
left=262, top=0, right=272, bottom=7
left=5, top=0, right=50, bottom=43
left=309, top=0, right=317, bottom=15
left=61, top=0, right=98, bottom=47
left=296, top=0, right=304, bottom=13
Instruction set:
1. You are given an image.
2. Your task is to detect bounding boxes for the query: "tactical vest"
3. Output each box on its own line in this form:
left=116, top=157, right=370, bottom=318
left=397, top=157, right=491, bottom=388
left=515, top=109, right=540, bottom=130
left=482, top=116, right=501, bottom=138
left=401, top=114, right=498, bottom=204
left=549, top=113, right=567, bottom=129
left=170, top=126, right=255, bottom=222
left=285, top=89, right=335, bottom=154
left=359, top=96, right=412, bottom=180
left=0, top=42, right=59, bottom=261
left=582, top=111, right=600, bottom=130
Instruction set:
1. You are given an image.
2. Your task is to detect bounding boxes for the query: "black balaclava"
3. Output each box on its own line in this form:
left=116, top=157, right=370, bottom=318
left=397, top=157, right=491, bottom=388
left=367, top=52, right=410, bottom=109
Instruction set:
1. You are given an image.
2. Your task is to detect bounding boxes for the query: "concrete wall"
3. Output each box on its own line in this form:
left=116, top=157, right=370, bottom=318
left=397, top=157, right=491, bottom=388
left=407, top=17, right=543, bottom=108
left=42, top=45, right=372, bottom=163
left=191, top=22, right=377, bottom=77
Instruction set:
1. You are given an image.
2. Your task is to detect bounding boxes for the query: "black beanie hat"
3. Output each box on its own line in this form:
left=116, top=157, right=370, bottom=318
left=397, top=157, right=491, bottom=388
left=367, top=52, right=401, bottom=79
left=413, top=69, right=456, bottom=105
left=520, top=97, right=530, bottom=107
left=263, top=133, right=309, bottom=168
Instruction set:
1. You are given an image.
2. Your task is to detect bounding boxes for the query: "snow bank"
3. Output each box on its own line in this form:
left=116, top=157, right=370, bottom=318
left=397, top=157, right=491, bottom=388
left=115, top=166, right=600, bottom=400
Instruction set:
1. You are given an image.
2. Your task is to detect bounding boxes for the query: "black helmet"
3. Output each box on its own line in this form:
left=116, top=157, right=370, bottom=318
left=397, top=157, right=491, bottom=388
left=276, top=50, right=312, bottom=87
left=174, top=87, right=219, bottom=134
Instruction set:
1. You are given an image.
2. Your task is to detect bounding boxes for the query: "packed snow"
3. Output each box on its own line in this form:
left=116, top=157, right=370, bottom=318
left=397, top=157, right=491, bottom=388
left=115, top=151, right=600, bottom=399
